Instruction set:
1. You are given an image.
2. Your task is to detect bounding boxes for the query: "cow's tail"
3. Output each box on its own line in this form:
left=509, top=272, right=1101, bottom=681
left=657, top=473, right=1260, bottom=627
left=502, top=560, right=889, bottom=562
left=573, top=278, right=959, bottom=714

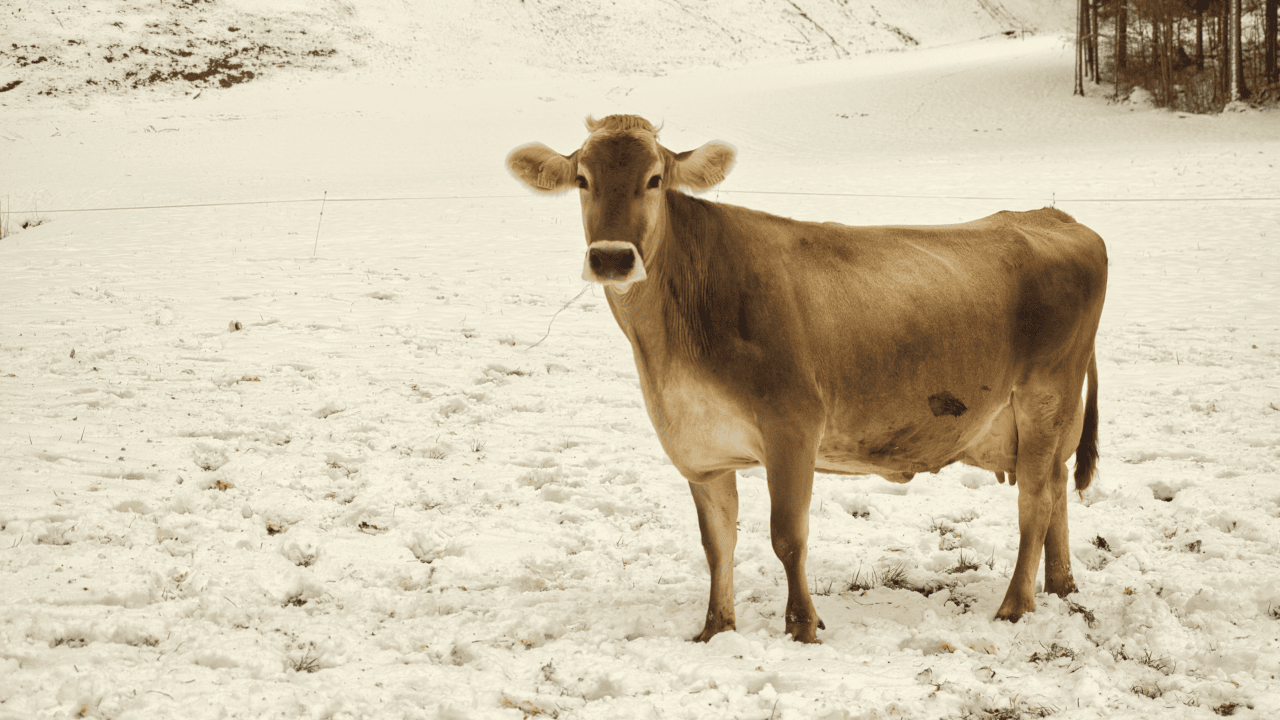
left=1073, top=350, right=1099, bottom=496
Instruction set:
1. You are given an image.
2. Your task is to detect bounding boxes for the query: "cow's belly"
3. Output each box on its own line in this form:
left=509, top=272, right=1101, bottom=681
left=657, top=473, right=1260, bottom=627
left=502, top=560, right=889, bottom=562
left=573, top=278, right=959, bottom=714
left=639, top=362, right=1019, bottom=483
left=815, top=400, right=1018, bottom=481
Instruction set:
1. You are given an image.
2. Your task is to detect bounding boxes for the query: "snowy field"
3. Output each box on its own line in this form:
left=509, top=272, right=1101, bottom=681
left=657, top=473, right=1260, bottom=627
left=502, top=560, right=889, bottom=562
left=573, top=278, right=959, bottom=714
left=3, top=2, right=1280, bottom=719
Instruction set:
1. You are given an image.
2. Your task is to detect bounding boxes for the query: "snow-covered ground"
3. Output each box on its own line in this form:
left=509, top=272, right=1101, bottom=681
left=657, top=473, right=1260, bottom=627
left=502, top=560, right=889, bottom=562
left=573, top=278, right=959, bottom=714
left=2, top=2, right=1279, bottom=719
left=1, top=0, right=1075, bottom=101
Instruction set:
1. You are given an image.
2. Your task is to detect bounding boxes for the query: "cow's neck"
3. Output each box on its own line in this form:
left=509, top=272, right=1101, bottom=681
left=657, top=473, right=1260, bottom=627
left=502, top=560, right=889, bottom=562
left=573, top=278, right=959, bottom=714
left=603, top=192, right=737, bottom=377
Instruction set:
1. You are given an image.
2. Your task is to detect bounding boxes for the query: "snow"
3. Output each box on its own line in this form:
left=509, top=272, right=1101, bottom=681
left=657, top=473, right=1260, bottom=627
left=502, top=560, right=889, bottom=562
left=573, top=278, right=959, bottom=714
left=2, top=1, right=1279, bottom=719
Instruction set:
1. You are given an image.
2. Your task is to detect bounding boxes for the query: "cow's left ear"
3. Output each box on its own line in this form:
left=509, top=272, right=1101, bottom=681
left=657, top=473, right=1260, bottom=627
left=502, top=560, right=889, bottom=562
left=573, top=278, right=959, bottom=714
left=670, top=141, right=736, bottom=191
left=507, top=143, right=578, bottom=193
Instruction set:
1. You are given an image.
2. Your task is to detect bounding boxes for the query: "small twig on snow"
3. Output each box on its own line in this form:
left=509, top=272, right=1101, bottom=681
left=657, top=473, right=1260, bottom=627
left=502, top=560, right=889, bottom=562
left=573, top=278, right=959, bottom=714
left=526, top=284, right=591, bottom=351
left=312, top=191, right=327, bottom=257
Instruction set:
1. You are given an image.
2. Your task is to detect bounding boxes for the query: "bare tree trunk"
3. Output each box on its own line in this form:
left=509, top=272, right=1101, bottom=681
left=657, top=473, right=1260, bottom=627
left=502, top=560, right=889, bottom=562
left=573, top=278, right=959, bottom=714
left=1152, top=7, right=1164, bottom=105
left=1267, top=0, right=1279, bottom=84
left=1163, top=9, right=1174, bottom=106
left=1082, top=0, right=1092, bottom=83
left=1228, top=0, right=1249, bottom=101
left=1075, top=0, right=1087, bottom=96
left=1115, top=1, right=1128, bottom=100
left=1090, top=0, right=1101, bottom=83
left=1196, top=11, right=1204, bottom=71
left=1220, top=3, right=1230, bottom=99
left=1172, top=11, right=1178, bottom=100
left=1117, top=2, right=1128, bottom=71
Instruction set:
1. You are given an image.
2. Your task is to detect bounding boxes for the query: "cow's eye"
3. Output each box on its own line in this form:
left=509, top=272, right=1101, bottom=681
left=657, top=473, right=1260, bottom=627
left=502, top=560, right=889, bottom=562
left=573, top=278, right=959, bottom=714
left=576, top=176, right=589, bottom=191
left=647, top=175, right=662, bottom=190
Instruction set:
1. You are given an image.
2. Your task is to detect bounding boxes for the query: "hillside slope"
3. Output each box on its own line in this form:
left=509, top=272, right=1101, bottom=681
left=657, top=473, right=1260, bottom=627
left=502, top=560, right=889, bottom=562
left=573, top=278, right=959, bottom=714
left=0, top=0, right=1075, bottom=102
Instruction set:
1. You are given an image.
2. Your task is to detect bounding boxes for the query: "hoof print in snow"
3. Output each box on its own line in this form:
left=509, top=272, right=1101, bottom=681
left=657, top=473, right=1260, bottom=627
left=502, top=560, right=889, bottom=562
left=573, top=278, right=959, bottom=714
left=421, top=442, right=452, bottom=460
left=1149, top=480, right=1183, bottom=502
left=34, top=521, right=77, bottom=546
left=434, top=397, right=468, bottom=419
left=314, top=400, right=346, bottom=419
left=280, top=532, right=321, bottom=567
left=406, top=529, right=463, bottom=564
left=192, top=442, right=229, bottom=472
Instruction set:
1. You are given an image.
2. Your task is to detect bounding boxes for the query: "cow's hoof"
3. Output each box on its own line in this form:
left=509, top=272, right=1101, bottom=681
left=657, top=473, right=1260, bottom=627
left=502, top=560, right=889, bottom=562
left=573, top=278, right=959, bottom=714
left=994, top=602, right=1031, bottom=623
left=692, top=621, right=735, bottom=643
left=1045, top=576, right=1078, bottom=598
left=787, top=627, right=822, bottom=644
left=785, top=618, right=824, bottom=643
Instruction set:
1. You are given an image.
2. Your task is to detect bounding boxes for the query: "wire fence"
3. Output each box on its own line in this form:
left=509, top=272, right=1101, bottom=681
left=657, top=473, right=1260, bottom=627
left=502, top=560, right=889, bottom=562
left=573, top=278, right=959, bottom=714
left=1, top=189, right=1277, bottom=219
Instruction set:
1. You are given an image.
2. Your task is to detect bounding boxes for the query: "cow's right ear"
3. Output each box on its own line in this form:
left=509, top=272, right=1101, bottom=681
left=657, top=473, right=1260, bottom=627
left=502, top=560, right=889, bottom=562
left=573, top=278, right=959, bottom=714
left=507, top=143, right=577, bottom=193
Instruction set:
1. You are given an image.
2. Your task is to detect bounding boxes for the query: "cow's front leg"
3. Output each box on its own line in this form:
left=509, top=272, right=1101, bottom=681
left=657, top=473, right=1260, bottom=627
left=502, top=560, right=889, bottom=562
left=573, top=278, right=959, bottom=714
left=764, top=432, right=824, bottom=643
left=688, top=469, right=739, bottom=642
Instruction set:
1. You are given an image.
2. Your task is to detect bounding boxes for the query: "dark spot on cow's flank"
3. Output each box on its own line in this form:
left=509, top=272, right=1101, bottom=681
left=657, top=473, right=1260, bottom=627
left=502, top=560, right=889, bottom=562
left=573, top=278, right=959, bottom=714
left=928, top=391, right=967, bottom=417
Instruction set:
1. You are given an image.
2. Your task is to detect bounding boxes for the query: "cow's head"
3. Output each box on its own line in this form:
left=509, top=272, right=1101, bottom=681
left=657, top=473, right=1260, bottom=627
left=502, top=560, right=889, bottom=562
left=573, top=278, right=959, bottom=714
left=507, top=115, right=736, bottom=291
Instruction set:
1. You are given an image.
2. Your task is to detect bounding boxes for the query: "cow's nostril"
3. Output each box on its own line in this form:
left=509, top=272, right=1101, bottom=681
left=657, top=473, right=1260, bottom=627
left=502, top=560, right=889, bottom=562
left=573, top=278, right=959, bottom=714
left=589, top=246, right=637, bottom=279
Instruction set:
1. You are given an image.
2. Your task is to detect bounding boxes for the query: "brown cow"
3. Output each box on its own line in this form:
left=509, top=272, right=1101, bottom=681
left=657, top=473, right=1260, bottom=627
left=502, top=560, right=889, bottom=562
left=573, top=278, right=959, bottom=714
left=507, top=115, right=1106, bottom=643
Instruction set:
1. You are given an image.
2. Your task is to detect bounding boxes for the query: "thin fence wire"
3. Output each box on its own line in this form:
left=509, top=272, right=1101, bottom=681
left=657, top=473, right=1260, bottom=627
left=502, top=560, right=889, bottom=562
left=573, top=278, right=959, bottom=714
left=720, top=190, right=1280, bottom=203
left=0, top=190, right=1277, bottom=219
left=0, top=194, right=532, bottom=216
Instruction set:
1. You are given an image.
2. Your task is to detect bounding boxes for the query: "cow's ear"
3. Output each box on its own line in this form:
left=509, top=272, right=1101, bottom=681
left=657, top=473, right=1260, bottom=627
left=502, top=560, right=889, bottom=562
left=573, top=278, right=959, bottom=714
left=507, top=143, right=577, bottom=193
left=670, top=141, right=736, bottom=191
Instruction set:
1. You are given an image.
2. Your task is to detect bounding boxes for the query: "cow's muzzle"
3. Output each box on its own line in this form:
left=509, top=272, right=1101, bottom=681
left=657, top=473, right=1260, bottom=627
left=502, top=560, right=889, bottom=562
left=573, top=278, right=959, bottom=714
left=582, top=241, right=647, bottom=291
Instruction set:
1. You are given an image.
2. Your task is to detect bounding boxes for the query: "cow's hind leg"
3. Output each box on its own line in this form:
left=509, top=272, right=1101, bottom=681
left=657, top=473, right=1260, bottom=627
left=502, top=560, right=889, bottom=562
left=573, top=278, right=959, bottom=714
left=996, top=390, right=1076, bottom=622
left=1043, top=474, right=1078, bottom=598
left=1044, top=393, right=1085, bottom=598
left=688, top=469, right=739, bottom=642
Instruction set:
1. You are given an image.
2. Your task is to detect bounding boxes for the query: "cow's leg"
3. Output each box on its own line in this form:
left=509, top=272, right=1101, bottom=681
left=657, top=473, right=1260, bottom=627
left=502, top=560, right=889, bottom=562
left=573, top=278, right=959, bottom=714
left=1044, top=395, right=1085, bottom=598
left=688, top=469, right=739, bottom=642
left=763, top=435, right=823, bottom=643
left=1042, top=472, right=1078, bottom=598
left=996, top=391, right=1071, bottom=622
